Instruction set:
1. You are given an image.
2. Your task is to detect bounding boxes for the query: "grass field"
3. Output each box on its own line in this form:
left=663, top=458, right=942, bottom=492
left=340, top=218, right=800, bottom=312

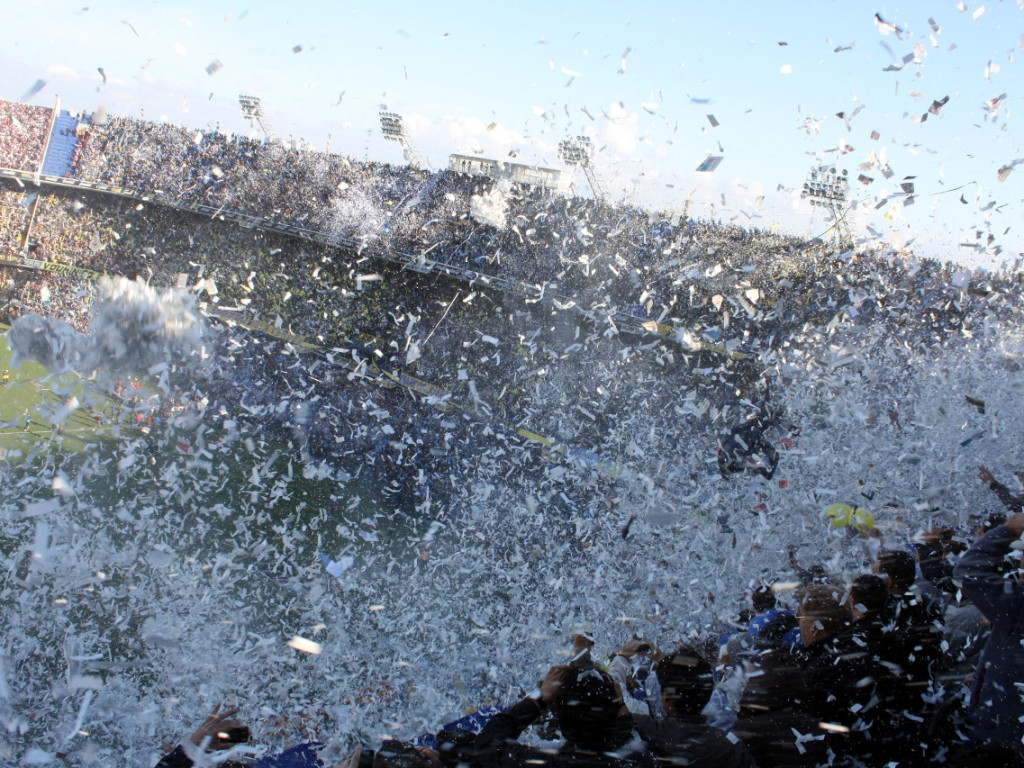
left=0, top=326, right=120, bottom=459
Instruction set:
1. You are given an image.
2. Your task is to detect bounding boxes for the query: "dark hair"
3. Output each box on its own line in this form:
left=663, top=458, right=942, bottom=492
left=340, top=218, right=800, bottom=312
left=655, top=646, right=714, bottom=717
left=876, top=550, right=916, bottom=592
left=751, top=585, right=777, bottom=613
left=982, top=513, right=1008, bottom=532
left=758, top=612, right=798, bottom=645
left=436, top=729, right=476, bottom=768
left=804, top=564, right=829, bottom=585
left=849, top=574, right=887, bottom=616
left=555, top=667, right=621, bottom=749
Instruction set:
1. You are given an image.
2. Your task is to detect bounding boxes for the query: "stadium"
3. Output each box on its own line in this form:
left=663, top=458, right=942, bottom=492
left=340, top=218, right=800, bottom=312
left=2, top=88, right=1024, bottom=767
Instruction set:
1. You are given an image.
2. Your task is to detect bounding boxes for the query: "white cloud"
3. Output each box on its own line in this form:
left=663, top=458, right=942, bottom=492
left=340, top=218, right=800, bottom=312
left=44, top=64, right=85, bottom=80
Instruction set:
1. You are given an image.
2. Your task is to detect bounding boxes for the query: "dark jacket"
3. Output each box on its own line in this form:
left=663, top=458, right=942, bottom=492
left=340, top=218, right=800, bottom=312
left=155, top=746, right=193, bottom=768
left=634, top=715, right=755, bottom=767
left=471, top=697, right=653, bottom=768
left=797, top=632, right=886, bottom=766
left=848, top=617, right=934, bottom=767
left=877, top=589, right=945, bottom=686
left=797, top=633, right=876, bottom=725
left=953, top=524, right=1024, bottom=746
left=731, top=648, right=826, bottom=768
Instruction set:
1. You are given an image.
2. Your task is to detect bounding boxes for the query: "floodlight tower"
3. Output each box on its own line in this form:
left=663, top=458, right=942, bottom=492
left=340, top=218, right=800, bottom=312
left=558, top=136, right=606, bottom=204
left=802, top=166, right=851, bottom=244
left=238, top=95, right=277, bottom=143
left=379, top=111, right=425, bottom=169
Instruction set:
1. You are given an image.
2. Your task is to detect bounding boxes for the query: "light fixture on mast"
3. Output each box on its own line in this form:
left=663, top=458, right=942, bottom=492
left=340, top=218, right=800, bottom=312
left=379, top=110, right=426, bottom=169
left=558, top=135, right=606, bottom=203
left=238, top=95, right=277, bottom=143
left=802, top=166, right=851, bottom=244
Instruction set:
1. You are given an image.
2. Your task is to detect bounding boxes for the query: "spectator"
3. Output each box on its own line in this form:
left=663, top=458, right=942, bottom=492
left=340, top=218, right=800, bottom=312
left=155, top=705, right=251, bottom=768
left=155, top=704, right=347, bottom=768
left=952, top=512, right=1024, bottom=754
left=794, top=584, right=879, bottom=765
left=606, top=639, right=661, bottom=718
left=978, top=464, right=1024, bottom=515
left=787, top=547, right=830, bottom=588
left=912, top=528, right=990, bottom=676
left=731, top=641, right=823, bottom=768
left=472, top=664, right=652, bottom=768
left=634, top=646, right=755, bottom=768
left=913, top=526, right=965, bottom=597
left=873, top=549, right=945, bottom=686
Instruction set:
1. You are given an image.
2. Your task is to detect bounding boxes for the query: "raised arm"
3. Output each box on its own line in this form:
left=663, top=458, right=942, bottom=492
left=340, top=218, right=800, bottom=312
left=953, top=514, right=1024, bottom=621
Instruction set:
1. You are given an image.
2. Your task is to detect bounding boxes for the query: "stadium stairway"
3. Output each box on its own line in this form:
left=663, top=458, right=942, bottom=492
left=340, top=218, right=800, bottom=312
left=41, top=111, right=84, bottom=178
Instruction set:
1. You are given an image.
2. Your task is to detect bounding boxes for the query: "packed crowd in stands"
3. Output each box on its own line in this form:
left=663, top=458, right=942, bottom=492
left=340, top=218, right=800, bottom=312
left=0, top=99, right=984, bottom=353
left=154, top=477, right=1024, bottom=766
left=9, top=272, right=97, bottom=333
left=0, top=186, right=31, bottom=253
left=0, top=98, right=50, bottom=171
left=64, top=106, right=809, bottom=325
left=0, top=99, right=794, bottom=307
left=1, top=100, right=978, bottom=356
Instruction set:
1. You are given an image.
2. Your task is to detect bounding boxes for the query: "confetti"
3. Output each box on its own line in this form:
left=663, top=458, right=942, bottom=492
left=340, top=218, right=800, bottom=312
left=287, top=637, right=322, bottom=655
left=695, top=155, right=724, bottom=172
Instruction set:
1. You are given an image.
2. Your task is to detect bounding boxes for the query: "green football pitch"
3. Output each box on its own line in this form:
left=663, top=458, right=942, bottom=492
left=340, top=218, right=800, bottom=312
left=0, top=325, right=118, bottom=457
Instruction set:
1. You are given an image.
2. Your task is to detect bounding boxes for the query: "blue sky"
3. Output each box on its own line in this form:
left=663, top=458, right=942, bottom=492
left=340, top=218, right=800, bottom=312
left=1, top=0, right=1021, bottom=267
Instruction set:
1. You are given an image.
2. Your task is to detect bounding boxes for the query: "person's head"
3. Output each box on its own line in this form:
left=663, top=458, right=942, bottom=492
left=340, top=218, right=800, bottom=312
left=435, top=729, right=476, bottom=768
left=797, top=584, right=852, bottom=647
left=554, top=666, right=623, bottom=750
left=751, top=585, right=777, bottom=613
left=655, top=646, right=714, bottom=719
left=873, top=549, right=916, bottom=594
left=756, top=612, right=799, bottom=647
left=848, top=574, right=887, bottom=620
left=804, top=564, right=829, bottom=585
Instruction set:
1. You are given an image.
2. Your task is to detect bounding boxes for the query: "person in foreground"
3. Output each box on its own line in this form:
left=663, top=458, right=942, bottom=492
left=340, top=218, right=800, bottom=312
left=154, top=704, right=327, bottom=768
left=952, top=511, right=1024, bottom=755
left=155, top=705, right=252, bottom=768
left=470, top=663, right=652, bottom=768
left=633, top=645, right=755, bottom=767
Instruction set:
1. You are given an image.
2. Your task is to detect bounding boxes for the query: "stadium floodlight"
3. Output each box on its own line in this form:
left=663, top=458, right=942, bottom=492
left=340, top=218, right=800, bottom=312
left=238, top=95, right=262, bottom=122
left=379, top=111, right=404, bottom=141
left=379, top=110, right=426, bottom=169
left=558, top=136, right=605, bottom=202
left=558, top=136, right=592, bottom=167
left=802, top=166, right=850, bottom=244
left=238, top=94, right=277, bottom=143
